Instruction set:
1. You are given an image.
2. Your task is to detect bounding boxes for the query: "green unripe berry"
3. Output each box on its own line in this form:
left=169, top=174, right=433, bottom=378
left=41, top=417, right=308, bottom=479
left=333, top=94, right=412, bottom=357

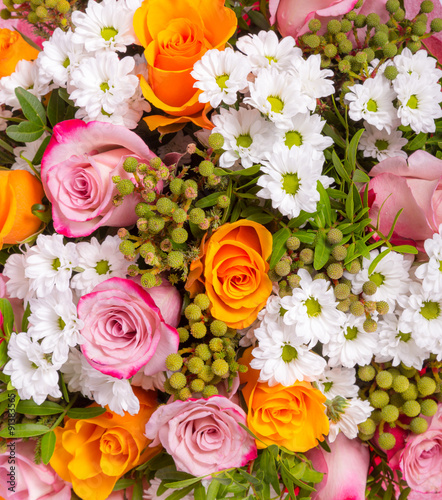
left=373, top=31, right=388, bottom=47
left=178, top=387, right=192, bottom=400
left=340, top=19, right=352, bottom=33
left=217, top=195, right=230, bottom=209
left=417, top=377, right=437, bottom=396
left=354, top=14, right=367, bottom=28
left=363, top=318, right=377, bottom=333
left=208, top=132, right=224, bottom=149
left=403, top=400, right=421, bottom=417
left=199, top=160, right=214, bottom=177
left=410, top=416, right=428, bottom=434
left=350, top=301, right=365, bottom=316
left=167, top=250, right=184, bottom=268
left=194, top=294, right=210, bottom=311
left=370, top=390, right=390, bottom=408
left=390, top=393, right=404, bottom=408
left=402, top=383, right=419, bottom=401
left=148, top=216, right=165, bottom=233
left=119, top=240, right=135, bottom=256
left=378, top=432, right=396, bottom=450
left=190, top=322, right=207, bottom=339
left=191, top=378, right=205, bottom=393
left=326, top=263, right=343, bottom=280
left=140, top=272, right=157, bottom=288
left=412, top=22, right=427, bottom=36
left=324, top=44, right=338, bottom=58
left=185, top=304, right=202, bottom=321
left=27, top=11, right=39, bottom=23
left=55, top=0, right=69, bottom=13
left=327, top=19, right=341, bottom=34
left=420, top=0, right=434, bottom=13
left=334, top=283, right=351, bottom=300
left=178, top=327, right=189, bottom=343
left=209, top=338, right=224, bottom=353
left=366, top=12, right=380, bottom=28
left=156, top=197, right=173, bottom=214
left=135, top=203, right=153, bottom=218
left=376, top=370, right=393, bottom=389
left=116, top=179, right=135, bottom=195
left=212, top=358, right=229, bottom=377
left=198, top=365, right=214, bottom=382
left=169, top=372, right=187, bottom=390
left=393, top=375, right=410, bottom=393
left=383, top=43, right=398, bottom=58
left=345, top=10, right=357, bottom=21
left=188, top=208, right=205, bottom=224
left=304, top=34, right=320, bottom=48
left=339, top=38, right=353, bottom=53
left=431, top=18, right=442, bottom=32
left=347, top=259, right=361, bottom=274
left=363, top=47, right=376, bottom=62
left=123, top=156, right=138, bottom=173
left=381, top=404, right=399, bottom=423
left=187, top=356, right=205, bottom=374
left=371, top=410, right=383, bottom=424
left=171, top=227, right=188, bottom=244
left=327, top=228, right=343, bottom=245
left=210, top=320, right=228, bottom=337
left=337, top=298, right=351, bottom=312
left=393, top=8, right=405, bottom=21
left=308, top=18, right=322, bottom=32
left=287, top=274, right=301, bottom=289
left=386, top=0, right=400, bottom=12
left=165, top=353, right=184, bottom=371
left=407, top=40, right=422, bottom=52
left=172, top=208, right=187, bottom=223
left=359, top=418, right=376, bottom=435
left=202, top=385, right=218, bottom=398
left=300, top=248, right=314, bottom=264
left=420, top=398, right=438, bottom=416
left=363, top=281, right=378, bottom=296
left=275, top=260, right=291, bottom=277
left=384, top=66, right=399, bottom=81
left=338, top=60, right=352, bottom=73
left=169, top=178, right=184, bottom=195
left=399, top=364, right=416, bottom=378
left=287, top=236, right=301, bottom=251
left=355, top=51, right=368, bottom=64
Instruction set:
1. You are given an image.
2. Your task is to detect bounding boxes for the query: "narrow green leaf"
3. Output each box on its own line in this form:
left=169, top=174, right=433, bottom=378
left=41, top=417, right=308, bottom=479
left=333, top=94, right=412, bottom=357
left=229, top=201, right=242, bottom=223
left=41, top=430, right=56, bottom=464
left=47, top=89, right=67, bottom=128
left=15, top=88, right=46, bottom=126
left=113, top=479, right=137, bottom=491
left=345, top=183, right=354, bottom=220
left=316, top=182, right=333, bottom=226
left=195, top=192, right=225, bottom=209
left=67, top=407, right=106, bottom=419
left=407, top=132, right=427, bottom=151
left=313, top=232, right=331, bottom=270
left=59, top=373, right=69, bottom=403
left=0, top=137, right=14, bottom=154
left=0, top=423, right=50, bottom=438
left=206, top=480, right=221, bottom=500
left=269, top=227, right=291, bottom=269
left=332, top=150, right=351, bottom=184
left=13, top=28, right=41, bottom=51
left=246, top=213, right=274, bottom=224
left=16, top=400, right=64, bottom=415
left=21, top=302, right=31, bottom=332
left=398, top=487, right=411, bottom=500
left=165, top=485, right=195, bottom=500
left=386, top=209, right=404, bottom=239
left=32, top=135, right=51, bottom=166
left=0, top=339, right=7, bottom=368
left=295, top=231, right=316, bottom=245
left=291, top=462, right=307, bottom=479
left=7, top=121, right=44, bottom=143
left=165, top=477, right=202, bottom=489
left=132, top=481, right=143, bottom=500
left=58, top=87, right=75, bottom=106
left=287, top=210, right=315, bottom=228
left=322, top=123, right=346, bottom=149
left=194, top=482, right=206, bottom=500
left=353, top=169, right=370, bottom=183
left=0, top=298, right=14, bottom=336
left=391, top=245, right=418, bottom=254
left=347, top=128, right=365, bottom=171
left=368, top=248, right=391, bottom=275
left=0, top=400, right=8, bottom=416
left=0, top=389, right=16, bottom=403
left=238, top=469, right=260, bottom=484
left=248, top=9, right=271, bottom=29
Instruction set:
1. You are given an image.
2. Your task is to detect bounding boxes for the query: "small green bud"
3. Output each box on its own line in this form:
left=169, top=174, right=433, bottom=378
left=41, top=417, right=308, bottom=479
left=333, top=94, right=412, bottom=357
left=376, top=301, right=389, bottom=315
left=210, top=320, right=228, bottom=337
left=393, top=8, right=405, bottom=21
left=417, top=376, right=437, bottom=396
left=178, top=387, right=192, bottom=400
left=183, top=179, right=198, bottom=199
left=420, top=0, right=434, bottom=13
left=195, top=342, right=212, bottom=361
left=363, top=47, right=376, bottom=62
left=171, top=227, right=188, bottom=244
left=403, top=400, right=421, bottom=417
left=286, top=236, right=301, bottom=251
left=0, top=8, right=11, bottom=19
left=327, top=228, right=343, bottom=245
left=185, top=304, right=202, bottom=321
left=376, top=370, right=393, bottom=389
left=327, top=19, right=341, bottom=34
left=55, top=0, right=69, bottom=12
left=430, top=18, right=442, bottom=32
left=354, top=14, right=367, bottom=28
left=191, top=322, right=207, bottom=339
left=169, top=372, right=187, bottom=390
left=412, top=22, right=427, bottom=36
left=27, top=11, right=39, bottom=23
left=378, top=432, right=396, bottom=450
left=191, top=378, right=205, bottom=393
left=420, top=398, right=438, bottom=416
left=275, top=260, right=291, bottom=277
left=402, top=383, right=419, bottom=401
left=359, top=418, right=376, bottom=435
left=392, top=375, right=410, bottom=393
left=119, top=240, right=135, bottom=256
left=35, top=4, right=48, bottom=16
left=165, top=353, right=184, bottom=371
left=308, top=18, right=322, bottom=32
left=209, top=338, right=224, bottom=353
left=169, top=178, right=184, bottom=195
left=383, top=43, right=398, bottom=58
left=363, top=281, right=378, bottom=296
left=373, top=31, right=389, bottom=47
left=178, top=327, right=189, bottom=343
left=370, top=390, right=389, bottom=408
left=327, top=263, right=344, bottom=280
left=410, top=416, right=429, bottom=434
left=287, top=274, right=301, bottom=289
left=363, top=318, right=377, bottom=333
left=188, top=356, right=205, bottom=375
left=334, top=283, right=351, bottom=300
left=304, top=34, right=321, bottom=48
left=199, top=160, right=214, bottom=177
left=217, top=195, right=230, bottom=209
left=384, top=65, right=398, bottom=81
left=350, top=301, right=365, bottom=316
left=172, top=208, right=187, bottom=223
left=299, top=248, right=314, bottom=264
left=202, top=385, right=219, bottom=398
left=156, top=197, right=174, bottom=214
left=347, top=259, right=361, bottom=274
left=148, top=216, right=165, bottom=233
left=198, top=365, right=214, bottom=382
left=142, top=191, right=156, bottom=203
left=386, top=0, right=400, bottom=13
left=354, top=51, right=368, bottom=64
left=140, top=272, right=157, bottom=288
left=135, top=203, right=153, bottom=218
left=189, top=208, right=206, bottom=224
left=332, top=245, right=347, bottom=261
left=338, top=59, right=352, bottom=73
left=208, top=132, right=224, bottom=149
left=339, top=39, right=353, bottom=53
left=390, top=393, right=404, bottom=408
left=340, top=19, right=352, bottom=33
left=123, top=156, right=138, bottom=173
left=211, top=358, right=229, bottom=377
left=358, top=364, right=376, bottom=382
left=400, top=364, right=416, bottom=378
left=116, top=179, right=135, bottom=195
left=381, top=404, right=399, bottom=423
left=194, top=294, right=210, bottom=311
left=408, top=40, right=422, bottom=52
left=366, top=12, right=381, bottom=28
left=337, top=298, right=351, bottom=312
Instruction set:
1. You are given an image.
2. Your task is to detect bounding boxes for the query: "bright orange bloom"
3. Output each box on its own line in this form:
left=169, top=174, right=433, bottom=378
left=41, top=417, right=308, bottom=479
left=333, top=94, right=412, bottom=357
left=0, top=28, right=39, bottom=78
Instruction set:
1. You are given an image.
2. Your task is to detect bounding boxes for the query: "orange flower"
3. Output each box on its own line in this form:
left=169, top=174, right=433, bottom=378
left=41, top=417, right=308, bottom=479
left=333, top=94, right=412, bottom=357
left=185, top=220, right=273, bottom=329
left=133, top=0, right=237, bottom=131
left=0, top=28, right=39, bottom=78
left=0, top=170, right=44, bottom=249
left=50, top=389, right=160, bottom=500
left=239, top=348, right=329, bottom=452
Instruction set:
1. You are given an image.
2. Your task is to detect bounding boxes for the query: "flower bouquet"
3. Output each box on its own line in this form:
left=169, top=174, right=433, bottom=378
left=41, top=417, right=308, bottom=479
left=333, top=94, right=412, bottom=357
left=0, top=0, right=442, bottom=498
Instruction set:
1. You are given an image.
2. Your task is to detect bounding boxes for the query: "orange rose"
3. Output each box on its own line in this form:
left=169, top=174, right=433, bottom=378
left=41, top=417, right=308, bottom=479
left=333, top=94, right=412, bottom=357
left=0, top=28, right=39, bottom=78
left=186, top=220, right=273, bottom=329
left=240, top=348, right=329, bottom=452
left=133, top=0, right=237, bottom=131
left=50, top=389, right=160, bottom=500
left=0, top=169, right=44, bottom=249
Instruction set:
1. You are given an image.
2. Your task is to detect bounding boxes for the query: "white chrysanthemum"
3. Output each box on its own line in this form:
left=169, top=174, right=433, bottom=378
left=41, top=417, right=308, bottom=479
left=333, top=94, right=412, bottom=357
left=211, top=107, right=277, bottom=169
left=236, top=30, right=301, bottom=74
left=325, top=315, right=378, bottom=368
left=69, top=52, right=138, bottom=117
left=0, top=105, right=12, bottom=131
left=3, top=252, right=33, bottom=302
left=71, top=236, right=129, bottom=295
left=25, top=234, right=79, bottom=298
left=289, top=54, right=334, bottom=109
left=358, top=122, right=407, bottom=161
left=345, top=75, right=397, bottom=133
left=317, top=366, right=359, bottom=399
left=28, top=289, right=84, bottom=365
left=251, top=320, right=326, bottom=386
left=11, top=132, right=49, bottom=174
left=274, top=113, right=333, bottom=153
left=375, top=314, right=428, bottom=369
left=3, top=332, right=62, bottom=405
left=38, top=29, right=85, bottom=88
left=61, top=348, right=140, bottom=415
left=394, top=48, right=442, bottom=82
left=191, top=48, right=251, bottom=107
left=245, top=67, right=311, bottom=127
left=328, top=398, right=373, bottom=442
left=71, top=0, right=136, bottom=52
left=257, top=146, right=332, bottom=219
left=346, top=248, right=412, bottom=311
left=0, top=60, right=52, bottom=111
left=415, top=225, right=442, bottom=293
left=131, top=368, right=166, bottom=392
left=281, top=269, right=346, bottom=346
left=394, top=73, right=442, bottom=134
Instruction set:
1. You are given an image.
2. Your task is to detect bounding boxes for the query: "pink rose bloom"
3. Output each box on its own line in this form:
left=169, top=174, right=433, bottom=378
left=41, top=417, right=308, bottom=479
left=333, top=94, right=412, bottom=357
left=306, top=433, right=370, bottom=500
left=0, top=440, right=71, bottom=500
left=145, top=396, right=257, bottom=477
left=40, top=120, right=156, bottom=238
left=78, top=277, right=180, bottom=379
left=367, top=151, right=442, bottom=251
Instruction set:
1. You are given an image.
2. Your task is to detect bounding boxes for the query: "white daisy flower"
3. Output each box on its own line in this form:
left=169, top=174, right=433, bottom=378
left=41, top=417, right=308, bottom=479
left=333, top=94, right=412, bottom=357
left=3, top=252, right=33, bottom=302
left=316, top=366, right=359, bottom=399
left=3, top=332, right=62, bottom=405
left=0, top=105, right=12, bottom=132
left=415, top=225, right=442, bottom=293
left=131, top=368, right=166, bottom=392
left=325, top=315, right=379, bottom=368
left=345, top=75, right=397, bottom=133
left=328, top=398, right=373, bottom=442
left=69, top=52, right=139, bottom=117
left=257, top=145, right=333, bottom=219
left=11, top=132, right=49, bottom=174
left=236, top=30, right=301, bottom=74
left=394, top=48, right=442, bottom=82
left=358, top=122, right=407, bottom=161
left=394, top=73, right=442, bottom=134
left=71, top=0, right=136, bottom=53
left=28, top=289, right=84, bottom=365
left=211, top=107, right=277, bottom=169
left=25, top=234, right=79, bottom=298
left=375, top=314, right=428, bottom=369
left=245, top=67, right=311, bottom=127
left=191, top=48, right=251, bottom=108
left=281, top=269, right=346, bottom=347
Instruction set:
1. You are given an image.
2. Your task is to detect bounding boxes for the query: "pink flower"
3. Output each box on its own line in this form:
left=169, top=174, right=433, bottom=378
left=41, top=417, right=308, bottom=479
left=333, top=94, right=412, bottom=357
left=0, top=274, right=24, bottom=331
left=306, top=433, right=370, bottom=500
left=367, top=151, right=442, bottom=251
left=78, top=277, right=180, bottom=379
left=145, top=396, right=257, bottom=477
left=40, top=120, right=156, bottom=238
left=0, top=439, right=71, bottom=500
left=138, top=278, right=181, bottom=328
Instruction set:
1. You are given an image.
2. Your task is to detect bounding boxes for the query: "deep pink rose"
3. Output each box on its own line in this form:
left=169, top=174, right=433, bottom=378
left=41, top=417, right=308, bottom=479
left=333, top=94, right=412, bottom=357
left=306, top=433, right=370, bottom=500
left=40, top=120, right=156, bottom=238
left=0, top=440, right=71, bottom=500
left=367, top=151, right=442, bottom=251
left=145, top=396, right=257, bottom=477
left=78, top=277, right=179, bottom=379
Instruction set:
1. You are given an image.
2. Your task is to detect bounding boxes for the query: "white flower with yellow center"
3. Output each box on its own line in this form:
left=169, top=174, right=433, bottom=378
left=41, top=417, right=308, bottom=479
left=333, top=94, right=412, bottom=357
left=328, top=397, right=373, bottom=442
left=358, top=122, right=408, bottom=161
left=317, top=366, right=359, bottom=399
left=415, top=225, right=442, bottom=293
left=394, top=48, right=442, bottom=81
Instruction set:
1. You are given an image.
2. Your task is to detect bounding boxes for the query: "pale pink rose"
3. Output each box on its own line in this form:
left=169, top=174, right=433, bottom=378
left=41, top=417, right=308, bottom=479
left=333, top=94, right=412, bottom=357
left=306, top=433, right=370, bottom=500
left=145, top=396, right=257, bottom=477
left=0, top=274, right=24, bottom=331
left=367, top=151, right=442, bottom=252
left=78, top=277, right=179, bottom=379
left=139, top=278, right=181, bottom=328
left=0, top=440, right=71, bottom=500
left=40, top=120, right=156, bottom=238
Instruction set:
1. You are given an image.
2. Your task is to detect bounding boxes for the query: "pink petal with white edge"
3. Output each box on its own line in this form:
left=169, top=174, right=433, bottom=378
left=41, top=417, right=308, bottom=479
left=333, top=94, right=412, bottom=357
left=142, top=321, right=180, bottom=376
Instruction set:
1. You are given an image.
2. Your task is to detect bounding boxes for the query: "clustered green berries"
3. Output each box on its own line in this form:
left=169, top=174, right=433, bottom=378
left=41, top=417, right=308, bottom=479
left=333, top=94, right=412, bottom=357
left=1, top=0, right=72, bottom=30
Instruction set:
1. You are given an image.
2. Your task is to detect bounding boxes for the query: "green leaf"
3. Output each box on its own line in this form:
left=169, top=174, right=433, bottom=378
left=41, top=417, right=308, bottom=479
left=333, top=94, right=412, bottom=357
left=287, top=210, right=315, bottom=228
left=322, top=123, right=346, bottom=149
left=31, top=135, right=51, bottom=166
left=59, top=373, right=69, bottom=403
left=248, top=9, right=271, bottom=29
left=41, top=430, right=56, bottom=464
left=345, top=183, right=354, bottom=220
left=391, top=245, right=418, bottom=254
left=238, top=469, right=260, bottom=484
left=195, top=192, right=225, bottom=209
left=16, top=400, right=64, bottom=415
left=165, top=485, right=195, bottom=500
left=398, top=487, right=411, bottom=500
left=347, top=128, right=365, bottom=171
left=407, top=132, right=428, bottom=151
left=295, top=231, right=316, bottom=245
left=246, top=213, right=274, bottom=224
left=316, top=181, right=333, bottom=227
left=67, top=407, right=107, bottom=419
left=368, top=248, right=391, bottom=275
left=194, top=482, right=206, bottom=500
left=0, top=400, right=8, bottom=416
left=0, top=423, right=50, bottom=438
left=206, top=480, right=221, bottom=500
left=132, top=481, right=143, bottom=500
left=0, top=298, right=14, bottom=336
left=58, top=87, right=76, bottom=106
left=229, top=201, right=242, bottom=223
left=15, top=87, right=46, bottom=127
left=269, top=227, right=291, bottom=269
left=291, top=462, right=307, bottom=479
left=7, top=121, right=45, bottom=143
left=165, top=477, right=202, bottom=489
left=332, top=150, right=351, bottom=184
left=0, top=389, right=16, bottom=403
left=313, top=232, right=331, bottom=270
left=352, top=170, right=370, bottom=183
left=13, top=28, right=41, bottom=51
left=0, top=137, right=14, bottom=154
left=31, top=203, right=52, bottom=224
left=113, top=478, right=136, bottom=491
left=21, top=302, right=31, bottom=332
left=47, top=89, right=67, bottom=128
left=0, top=339, right=7, bottom=368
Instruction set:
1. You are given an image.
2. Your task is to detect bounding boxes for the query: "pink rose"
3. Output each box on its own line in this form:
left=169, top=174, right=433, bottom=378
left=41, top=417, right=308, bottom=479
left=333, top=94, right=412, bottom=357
left=41, top=120, right=156, bottom=238
left=306, top=433, right=370, bottom=500
left=145, top=396, right=257, bottom=477
left=0, top=440, right=71, bottom=500
left=367, top=151, right=442, bottom=251
left=78, top=277, right=180, bottom=379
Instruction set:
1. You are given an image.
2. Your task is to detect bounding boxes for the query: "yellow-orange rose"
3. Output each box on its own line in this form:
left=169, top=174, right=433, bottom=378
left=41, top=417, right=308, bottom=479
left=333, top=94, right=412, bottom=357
left=186, top=220, right=273, bottom=329
left=240, top=348, right=329, bottom=452
left=133, top=0, right=237, bottom=131
left=0, top=28, right=39, bottom=79
left=50, top=389, right=160, bottom=500
left=0, top=169, right=44, bottom=249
